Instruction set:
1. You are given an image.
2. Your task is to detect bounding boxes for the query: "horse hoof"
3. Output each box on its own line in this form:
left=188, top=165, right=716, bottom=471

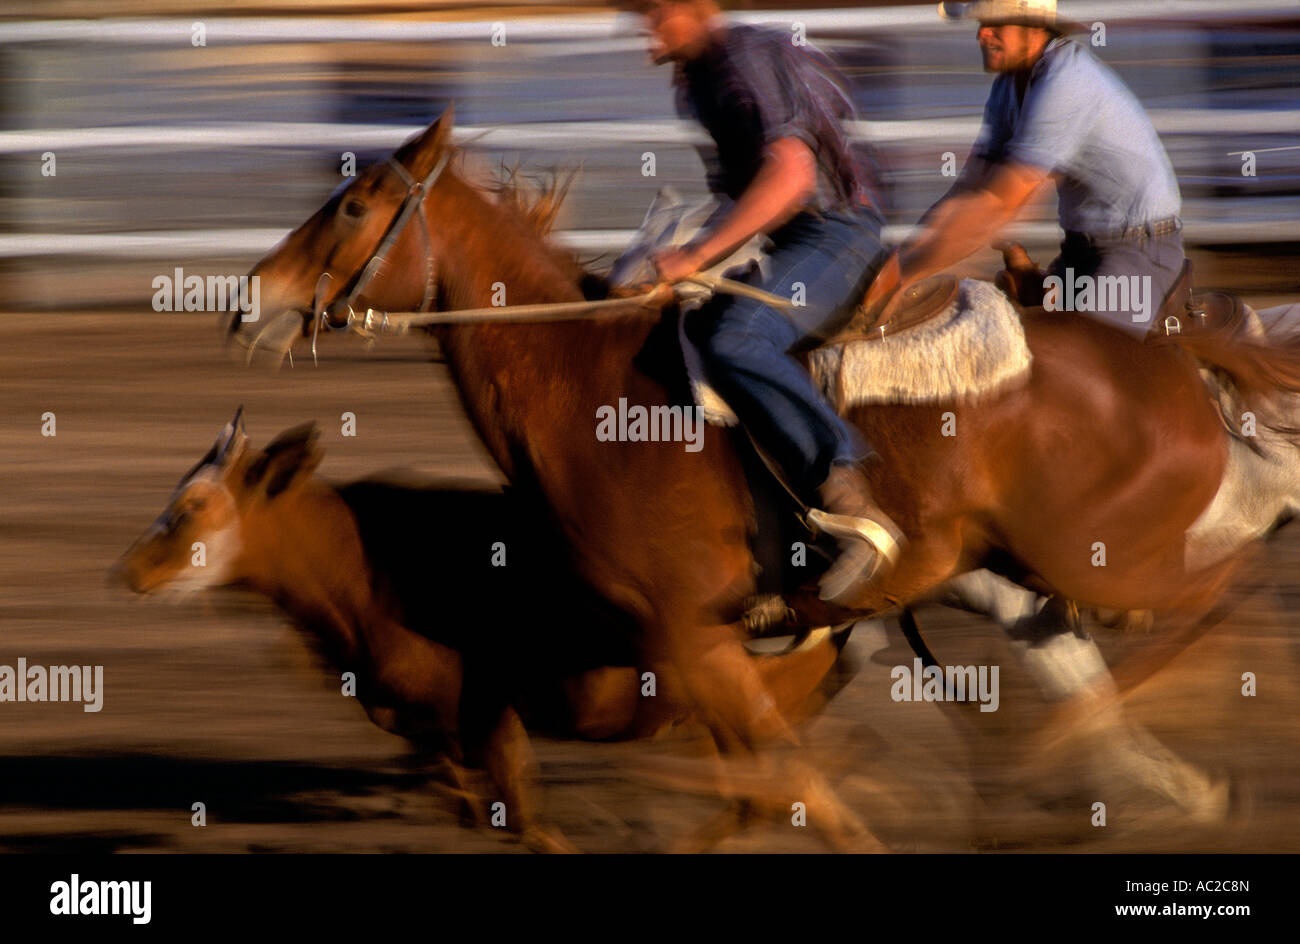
left=522, top=826, right=581, bottom=854
left=1186, top=772, right=1233, bottom=825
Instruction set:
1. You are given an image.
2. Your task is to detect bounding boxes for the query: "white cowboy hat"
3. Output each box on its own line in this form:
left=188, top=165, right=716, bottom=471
left=938, top=0, right=1087, bottom=33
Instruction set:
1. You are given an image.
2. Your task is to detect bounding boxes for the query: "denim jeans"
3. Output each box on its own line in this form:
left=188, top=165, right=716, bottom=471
left=691, top=205, right=888, bottom=502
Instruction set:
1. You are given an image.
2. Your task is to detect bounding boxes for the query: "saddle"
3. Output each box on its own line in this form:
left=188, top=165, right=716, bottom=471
left=1145, top=259, right=1249, bottom=342
left=993, top=247, right=1249, bottom=343
left=824, top=274, right=960, bottom=347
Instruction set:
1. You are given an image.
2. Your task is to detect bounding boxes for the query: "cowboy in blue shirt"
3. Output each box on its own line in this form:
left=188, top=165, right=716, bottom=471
left=635, top=0, right=903, bottom=605
left=865, top=0, right=1186, bottom=335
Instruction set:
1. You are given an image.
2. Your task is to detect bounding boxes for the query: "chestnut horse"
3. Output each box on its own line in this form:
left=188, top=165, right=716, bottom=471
left=227, top=108, right=1279, bottom=846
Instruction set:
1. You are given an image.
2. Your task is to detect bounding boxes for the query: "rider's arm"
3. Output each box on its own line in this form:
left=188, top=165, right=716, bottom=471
left=684, top=136, right=818, bottom=271
left=917, top=152, right=995, bottom=225
left=897, top=160, right=1051, bottom=286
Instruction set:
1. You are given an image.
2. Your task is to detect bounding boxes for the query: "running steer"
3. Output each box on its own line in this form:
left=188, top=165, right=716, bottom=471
left=111, top=409, right=851, bottom=852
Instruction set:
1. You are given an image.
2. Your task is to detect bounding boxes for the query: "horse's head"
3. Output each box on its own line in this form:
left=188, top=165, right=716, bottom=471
left=112, top=408, right=323, bottom=596
left=226, top=105, right=458, bottom=364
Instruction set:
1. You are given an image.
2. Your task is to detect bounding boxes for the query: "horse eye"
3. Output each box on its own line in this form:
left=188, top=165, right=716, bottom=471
left=342, top=199, right=366, bottom=221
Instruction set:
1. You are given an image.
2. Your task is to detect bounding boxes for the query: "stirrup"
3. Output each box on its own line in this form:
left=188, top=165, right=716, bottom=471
left=806, top=508, right=902, bottom=604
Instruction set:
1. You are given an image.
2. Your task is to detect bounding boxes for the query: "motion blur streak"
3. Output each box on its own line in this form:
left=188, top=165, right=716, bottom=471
left=0, top=1, right=1297, bottom=852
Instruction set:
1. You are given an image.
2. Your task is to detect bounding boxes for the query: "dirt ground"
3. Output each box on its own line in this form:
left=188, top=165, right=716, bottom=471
left=1, top=311, right=1298, bottom=853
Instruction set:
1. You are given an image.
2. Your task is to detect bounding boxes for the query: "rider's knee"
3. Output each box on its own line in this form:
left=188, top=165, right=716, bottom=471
left=700, top=324, right=749, bottom=368
left=700, top=317, right=782, bottom=370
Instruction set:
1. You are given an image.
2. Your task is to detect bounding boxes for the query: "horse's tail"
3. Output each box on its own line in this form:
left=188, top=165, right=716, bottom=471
left=1158, top=317, right=1300, bottom=440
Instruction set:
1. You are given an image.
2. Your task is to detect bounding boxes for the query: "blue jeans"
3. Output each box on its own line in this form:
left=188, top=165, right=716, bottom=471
left=692, top=205, right=887, bottom=502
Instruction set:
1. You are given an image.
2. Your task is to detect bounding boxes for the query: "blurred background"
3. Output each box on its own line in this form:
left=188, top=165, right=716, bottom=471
left=1, top=1, right=1299, bottom=854
left=2, top=0, right=1298, bottom=310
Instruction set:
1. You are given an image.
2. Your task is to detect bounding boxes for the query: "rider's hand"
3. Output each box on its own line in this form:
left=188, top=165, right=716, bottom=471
left=617, top=278, right=675, bottom=309
left=651, top=246, right=704, bottom=285
left=860, top=250, right=904, bottom=318
left=992, top=241, right=1045, bottom=307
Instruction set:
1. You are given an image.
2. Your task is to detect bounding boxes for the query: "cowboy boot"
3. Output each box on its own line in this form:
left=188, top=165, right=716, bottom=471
left=807, top=463, right=904, bottom=606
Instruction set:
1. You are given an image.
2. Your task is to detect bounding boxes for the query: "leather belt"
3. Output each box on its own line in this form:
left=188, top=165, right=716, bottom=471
left=1067, top=216, right=1183, bottom=243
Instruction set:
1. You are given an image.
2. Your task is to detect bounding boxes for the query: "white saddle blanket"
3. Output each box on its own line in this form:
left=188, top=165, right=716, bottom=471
left=611, top=190, right=1034, bottom=424
left=807, top=278, right=1033, bottom=409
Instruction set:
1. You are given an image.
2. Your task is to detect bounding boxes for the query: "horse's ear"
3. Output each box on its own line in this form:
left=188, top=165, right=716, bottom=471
left=400, top=103, right=456, bottom=177
left=422, top=101, right=454, bottom=151
left=243, top=422, right=323, bottom=499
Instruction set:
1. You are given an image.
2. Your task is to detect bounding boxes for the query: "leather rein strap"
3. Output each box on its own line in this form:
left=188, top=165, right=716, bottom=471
left=336, top=149, right=452, bottom=324
left=319, top=149, right=794, bottom=342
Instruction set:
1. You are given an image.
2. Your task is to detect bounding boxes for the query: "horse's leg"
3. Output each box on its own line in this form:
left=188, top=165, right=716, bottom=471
left=912, top=569, right=1229, bottom=822
left=653, top=610, right=880, bottom=851
left=671, top=797, right=759, bottom=854
left=479, top=706, right=580, bottom=853
left=358, top=699, right=492, bottom=826
left=1017, top=553, right=1251, bottom=826
left=430, top=757, right=491, bottom=826
left=1017, top=629, right=1229, bottom=823
left=447, top=646, right=584, bottom=852
left=938, top=569, right=1048, bottom=629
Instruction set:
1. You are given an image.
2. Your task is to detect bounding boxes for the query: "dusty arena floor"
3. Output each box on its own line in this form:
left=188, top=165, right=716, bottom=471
left=1, top=312, right=1297, bottom=853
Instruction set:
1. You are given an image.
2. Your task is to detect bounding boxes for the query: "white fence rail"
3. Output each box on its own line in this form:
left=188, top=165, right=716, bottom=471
left=3, top=3, right=1297, bottom=264
left=5, top=110, right=1300, bottom=155
left=6, top=215, right=1299, bottom=261
left=2, top=1, right=1297, bottom=46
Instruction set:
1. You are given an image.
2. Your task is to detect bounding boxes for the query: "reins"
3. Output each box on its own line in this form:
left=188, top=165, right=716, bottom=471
left=323, top=148, right=792, bottom=340
left=342, top=272, right=794, bottom=340
left=256, top=147, right=797, bottom=367
left=337, top=149, right=453, bottom=322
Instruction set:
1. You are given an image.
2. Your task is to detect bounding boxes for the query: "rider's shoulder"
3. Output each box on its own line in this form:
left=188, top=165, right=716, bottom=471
left=1036, top=36, right=1100, bottom=81
left=723, top=22, right=785, bottom=56
left=726, top=21, right=834, bottom=78
left=1030, top=37, right=1129, bottom=103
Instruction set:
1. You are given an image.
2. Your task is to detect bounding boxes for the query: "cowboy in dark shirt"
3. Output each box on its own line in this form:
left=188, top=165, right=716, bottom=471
left=635, top=0, right=902, bottom=605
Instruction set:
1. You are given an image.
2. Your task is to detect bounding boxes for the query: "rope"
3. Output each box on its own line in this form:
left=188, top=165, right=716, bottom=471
left=348, top=272, right=794, bottom=335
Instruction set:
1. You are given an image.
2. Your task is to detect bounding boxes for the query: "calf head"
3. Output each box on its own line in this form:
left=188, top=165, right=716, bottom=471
left=113, top=408, right=323, bottom=596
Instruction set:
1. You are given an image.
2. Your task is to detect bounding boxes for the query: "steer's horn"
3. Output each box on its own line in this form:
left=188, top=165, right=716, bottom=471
left=214, top=405, right=249, bottom=464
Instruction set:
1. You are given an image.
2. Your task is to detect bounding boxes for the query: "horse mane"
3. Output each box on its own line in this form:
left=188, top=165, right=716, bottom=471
left=488, top=160, right=577, bottom=238
left=454, top=152, right=607, bottom=296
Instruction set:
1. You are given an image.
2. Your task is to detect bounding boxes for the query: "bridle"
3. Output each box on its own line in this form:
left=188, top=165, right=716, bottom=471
left=313, top=148, right=453, bottom=352
left=244, top=144, right=791, bottom=367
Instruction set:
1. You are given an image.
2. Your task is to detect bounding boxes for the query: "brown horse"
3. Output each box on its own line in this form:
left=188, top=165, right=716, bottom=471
left=112, top=411, right=852, bottom=851
left=227, top=107, right=1285, bottom=846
